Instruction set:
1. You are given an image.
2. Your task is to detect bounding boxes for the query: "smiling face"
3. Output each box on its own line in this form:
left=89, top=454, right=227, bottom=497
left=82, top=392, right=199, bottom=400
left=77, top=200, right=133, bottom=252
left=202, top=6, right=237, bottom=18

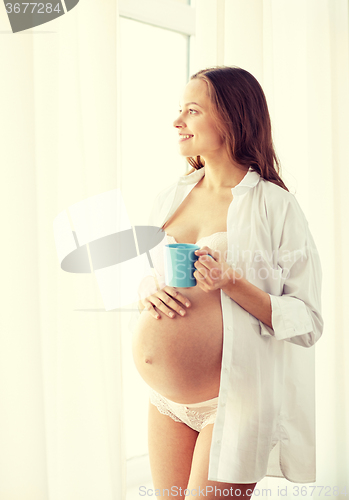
left=173, top=78, right=225, bottom=159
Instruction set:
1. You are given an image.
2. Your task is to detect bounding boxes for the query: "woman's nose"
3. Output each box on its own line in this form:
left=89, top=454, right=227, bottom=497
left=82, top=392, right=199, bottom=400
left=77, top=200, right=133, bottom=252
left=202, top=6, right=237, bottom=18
left=173, top=114, right=185, bottom=128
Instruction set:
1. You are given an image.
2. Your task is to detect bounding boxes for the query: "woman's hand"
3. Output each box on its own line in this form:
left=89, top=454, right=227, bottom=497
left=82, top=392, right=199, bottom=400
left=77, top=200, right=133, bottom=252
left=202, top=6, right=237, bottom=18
left=194, top=246, right=234, bottom=292
left=140, top=286, right=191, bottom=320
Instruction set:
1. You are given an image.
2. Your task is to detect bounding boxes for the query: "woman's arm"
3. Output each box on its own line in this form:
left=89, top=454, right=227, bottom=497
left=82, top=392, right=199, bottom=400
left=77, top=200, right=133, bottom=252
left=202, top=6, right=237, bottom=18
left=195, top=196, right=323, bottom=348
left=221, top=271, right=272, bottom=328
left=229, top=204, right=323, bottom=348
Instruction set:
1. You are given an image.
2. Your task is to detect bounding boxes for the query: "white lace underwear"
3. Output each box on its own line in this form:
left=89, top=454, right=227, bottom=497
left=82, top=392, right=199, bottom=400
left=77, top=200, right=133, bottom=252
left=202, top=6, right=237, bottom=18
left=149, top=388, right=218, bottom=432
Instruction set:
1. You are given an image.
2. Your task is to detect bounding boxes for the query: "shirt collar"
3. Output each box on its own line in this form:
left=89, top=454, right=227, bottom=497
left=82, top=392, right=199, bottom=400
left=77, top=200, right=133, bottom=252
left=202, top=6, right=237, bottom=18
left=231, top=166, right=261, bottom=196
left=178, top=167, right=206, bottom=184
left=178, top=166, right=261, bottom=195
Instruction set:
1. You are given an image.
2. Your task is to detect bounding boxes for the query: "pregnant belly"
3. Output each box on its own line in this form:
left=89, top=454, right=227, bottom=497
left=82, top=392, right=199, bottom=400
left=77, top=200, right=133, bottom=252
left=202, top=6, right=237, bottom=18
left=132, top=287, right=223, bottom=404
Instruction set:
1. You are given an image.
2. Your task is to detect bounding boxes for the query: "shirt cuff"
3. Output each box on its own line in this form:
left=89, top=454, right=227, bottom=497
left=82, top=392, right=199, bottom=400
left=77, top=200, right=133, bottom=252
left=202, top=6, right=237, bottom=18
left=259, top=293, right=313, bottom=341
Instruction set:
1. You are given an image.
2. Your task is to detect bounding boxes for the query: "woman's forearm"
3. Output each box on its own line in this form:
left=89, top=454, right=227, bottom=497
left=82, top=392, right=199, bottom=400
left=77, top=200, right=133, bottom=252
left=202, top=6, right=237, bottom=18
left=221, top=269, right=272, bottom=328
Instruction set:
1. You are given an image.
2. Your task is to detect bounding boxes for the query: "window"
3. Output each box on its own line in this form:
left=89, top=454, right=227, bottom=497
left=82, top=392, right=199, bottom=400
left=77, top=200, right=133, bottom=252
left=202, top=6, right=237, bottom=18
left=118, top=2, right=196, bottom=497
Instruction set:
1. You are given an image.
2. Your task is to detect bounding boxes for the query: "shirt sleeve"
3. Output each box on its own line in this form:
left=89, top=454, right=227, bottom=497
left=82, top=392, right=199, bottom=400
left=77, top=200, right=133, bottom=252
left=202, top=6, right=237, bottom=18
left=259, top=198, right=324, bottom=348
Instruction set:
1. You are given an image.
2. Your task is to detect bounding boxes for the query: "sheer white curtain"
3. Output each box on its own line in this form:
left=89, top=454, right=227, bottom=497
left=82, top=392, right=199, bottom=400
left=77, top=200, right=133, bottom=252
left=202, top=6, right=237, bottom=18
left=192, top=0, right=349, bottom=494
left=0, top=2, right=125, bottom=499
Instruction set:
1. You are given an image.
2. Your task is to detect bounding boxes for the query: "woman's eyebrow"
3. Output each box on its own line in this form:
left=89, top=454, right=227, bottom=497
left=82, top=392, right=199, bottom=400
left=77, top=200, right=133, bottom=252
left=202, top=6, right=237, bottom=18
left=179, top=102, right=203, bottom=108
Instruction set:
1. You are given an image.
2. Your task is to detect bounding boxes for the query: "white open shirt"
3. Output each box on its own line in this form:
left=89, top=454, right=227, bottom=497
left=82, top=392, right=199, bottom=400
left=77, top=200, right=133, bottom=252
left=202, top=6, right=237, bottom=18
left=134, top=166, right=324, bottom=484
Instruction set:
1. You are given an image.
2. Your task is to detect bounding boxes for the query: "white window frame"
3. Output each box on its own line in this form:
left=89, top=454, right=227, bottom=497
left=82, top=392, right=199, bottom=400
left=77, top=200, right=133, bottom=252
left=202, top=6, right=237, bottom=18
left=119, top=0, right=196, bottom=36
left=119, top=2, right=196, bottom=495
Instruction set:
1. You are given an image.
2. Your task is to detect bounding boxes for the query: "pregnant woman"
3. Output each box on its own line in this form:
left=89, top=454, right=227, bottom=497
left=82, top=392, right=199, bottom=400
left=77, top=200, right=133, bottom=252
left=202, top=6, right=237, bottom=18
left=132, top=66, right=323, bottom=499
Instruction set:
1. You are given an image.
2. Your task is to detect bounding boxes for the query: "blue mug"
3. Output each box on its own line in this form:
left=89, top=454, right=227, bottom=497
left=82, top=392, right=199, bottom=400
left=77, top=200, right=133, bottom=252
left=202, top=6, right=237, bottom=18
left=164, top=243, right=214, bottom=288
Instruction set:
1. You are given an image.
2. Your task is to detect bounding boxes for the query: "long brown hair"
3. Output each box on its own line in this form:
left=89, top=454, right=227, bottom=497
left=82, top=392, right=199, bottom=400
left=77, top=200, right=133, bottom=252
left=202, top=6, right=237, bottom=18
left=184, top=66, right=288, bottom=191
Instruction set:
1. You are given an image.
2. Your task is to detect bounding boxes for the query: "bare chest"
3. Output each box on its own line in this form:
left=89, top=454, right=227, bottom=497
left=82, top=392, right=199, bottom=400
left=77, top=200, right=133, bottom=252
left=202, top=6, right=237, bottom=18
left=163, top=185, right=233, bottom=244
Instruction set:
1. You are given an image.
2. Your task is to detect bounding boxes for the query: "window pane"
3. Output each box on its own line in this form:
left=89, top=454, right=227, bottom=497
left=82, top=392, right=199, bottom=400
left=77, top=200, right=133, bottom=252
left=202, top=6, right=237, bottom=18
left=120, top=17, right=189, bottom=460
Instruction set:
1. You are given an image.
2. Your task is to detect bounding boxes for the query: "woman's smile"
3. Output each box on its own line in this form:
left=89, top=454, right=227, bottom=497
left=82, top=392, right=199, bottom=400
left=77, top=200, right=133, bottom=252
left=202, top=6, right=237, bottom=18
left=178, top=133, right=194, bottom=142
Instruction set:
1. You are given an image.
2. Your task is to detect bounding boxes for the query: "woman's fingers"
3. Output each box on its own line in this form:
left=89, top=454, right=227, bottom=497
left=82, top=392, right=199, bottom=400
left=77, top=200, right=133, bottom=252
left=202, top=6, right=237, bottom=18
left=142, top=300, right=161, bottom=319
left=156, top=290, right=187, bottom=318
left=143, top=287, right=191, bottom=320
left=164, top=286, right=191, bottom=308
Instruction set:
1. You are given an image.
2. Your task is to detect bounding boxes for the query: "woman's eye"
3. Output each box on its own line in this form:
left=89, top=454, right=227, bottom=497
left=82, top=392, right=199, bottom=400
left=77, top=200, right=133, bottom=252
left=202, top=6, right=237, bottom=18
left=177, top=108, right=198, bottom=115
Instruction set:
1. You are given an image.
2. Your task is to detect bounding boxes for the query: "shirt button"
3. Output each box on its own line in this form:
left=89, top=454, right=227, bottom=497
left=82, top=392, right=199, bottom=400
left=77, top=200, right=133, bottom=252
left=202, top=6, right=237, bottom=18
left=217, top=440, right=221, bottom=445
left=227, top=326, right=233, bottom=331
left=221, top=402, right=226, bottom=407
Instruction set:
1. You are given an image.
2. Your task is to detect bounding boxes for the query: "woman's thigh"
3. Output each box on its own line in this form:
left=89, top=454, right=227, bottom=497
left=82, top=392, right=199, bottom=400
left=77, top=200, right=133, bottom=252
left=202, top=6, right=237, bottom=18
left=148, top=400, right=199, bottom=499
left=187, top=424, right=257, bottom=499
